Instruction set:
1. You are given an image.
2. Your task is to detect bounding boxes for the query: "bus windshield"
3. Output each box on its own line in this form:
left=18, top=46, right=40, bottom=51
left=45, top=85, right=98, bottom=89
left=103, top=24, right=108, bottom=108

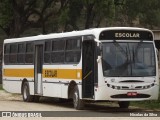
left=102, top=42, right=156, bottom=77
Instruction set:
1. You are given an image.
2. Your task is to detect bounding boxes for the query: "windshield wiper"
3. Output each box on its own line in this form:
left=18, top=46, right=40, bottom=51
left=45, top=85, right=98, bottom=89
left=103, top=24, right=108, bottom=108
left=113, top=40, right=127, bottom=57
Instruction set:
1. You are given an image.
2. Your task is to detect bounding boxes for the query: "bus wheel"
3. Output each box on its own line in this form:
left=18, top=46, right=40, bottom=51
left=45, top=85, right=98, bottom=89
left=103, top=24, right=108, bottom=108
left=22, top=82, right=34, bottom=102
left=118, top=101, right=130, bottom=108
left=73, top=86, right=84, bottom=110
left=34, top=96, right=40, bottom=102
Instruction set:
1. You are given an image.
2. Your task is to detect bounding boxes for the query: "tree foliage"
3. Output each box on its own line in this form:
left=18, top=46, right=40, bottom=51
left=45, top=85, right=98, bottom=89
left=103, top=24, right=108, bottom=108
left=0, top=0, right=160, bottom=38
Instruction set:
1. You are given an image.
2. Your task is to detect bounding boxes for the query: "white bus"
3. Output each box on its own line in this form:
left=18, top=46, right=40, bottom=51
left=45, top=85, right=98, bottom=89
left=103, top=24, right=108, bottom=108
left=2, top=27, right=159, bottom=110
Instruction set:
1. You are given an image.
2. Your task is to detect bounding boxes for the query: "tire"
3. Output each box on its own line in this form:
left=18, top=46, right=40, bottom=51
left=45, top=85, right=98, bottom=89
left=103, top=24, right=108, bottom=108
left=22, top=82, right=34, bottom=102
left=33, top=96, right=40, bottom=102
left=118, top=101, right=130, bottom=108
left=73, top=86, right=84, bottom=110
left=58, top=98, right=68, bottom=103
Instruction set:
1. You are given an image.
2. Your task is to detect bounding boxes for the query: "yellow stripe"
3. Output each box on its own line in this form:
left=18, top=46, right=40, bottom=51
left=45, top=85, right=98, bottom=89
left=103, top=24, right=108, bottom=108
left=4, top=68, right=82, bottom=80
left=43, top=69, right=82, bottom=79
left=4, top=69, right=34, bottom=77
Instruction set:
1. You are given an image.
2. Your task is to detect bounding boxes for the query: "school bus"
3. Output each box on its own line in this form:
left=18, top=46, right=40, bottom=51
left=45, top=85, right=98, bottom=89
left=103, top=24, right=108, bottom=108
left=2, top=27, right=159, bottom=109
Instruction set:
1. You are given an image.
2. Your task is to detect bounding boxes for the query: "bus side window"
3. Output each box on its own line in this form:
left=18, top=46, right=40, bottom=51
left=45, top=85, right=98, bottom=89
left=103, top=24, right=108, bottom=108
left=9, top=44, right=17, bottom=63
left=4, top=44, right=10, bottom=64
left=44, top=41, right=51, bottom=63
left=17, top=43, right=25, bottom=63
left=65, top=38, right=81, bottom=63
left=51, top=40, right=65, bottom=63
left=25, top=42, right=34, bottom=64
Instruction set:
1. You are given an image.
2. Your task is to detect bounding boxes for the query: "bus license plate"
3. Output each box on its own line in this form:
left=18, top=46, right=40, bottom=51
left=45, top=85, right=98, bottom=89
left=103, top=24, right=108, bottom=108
left=127, top=92, right=137, bottom=96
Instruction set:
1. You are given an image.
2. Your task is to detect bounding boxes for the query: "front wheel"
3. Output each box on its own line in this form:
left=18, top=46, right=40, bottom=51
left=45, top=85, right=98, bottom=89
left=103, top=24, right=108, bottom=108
left=73, top=86, right=84, bottom=110
left=22, top=82, right=34, bottom=102
left=118, top=101, right=130, bottom=108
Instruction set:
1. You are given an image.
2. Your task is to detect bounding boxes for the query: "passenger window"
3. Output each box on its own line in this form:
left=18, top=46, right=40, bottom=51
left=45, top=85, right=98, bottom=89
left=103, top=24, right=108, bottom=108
left=51, top=52, right=64, bottom=63
left=52, top=40, right=65, bottom=51
left=65, top=37, right=81, bottom=63
left=66, top=39, right=81, bottom=50
left=51, top=39, right=65, bottom=63
left=10, top=44, right=17, bottom=54
left=9, top=44, right=17, bottom=63
left=18, top=43, right=25, bottom=53
left=4, top=44, right=10, bottom=64
left=45, top=41, right=51, bottom=52
left=25, top=42, right=34, bottom=63
left=17, top=43, right=25, bottom=63
left=4, top=44, right=10, bottom=54
left=26, top=43, right=33, bottom=53
left=44, top=41, right=51, bottom=63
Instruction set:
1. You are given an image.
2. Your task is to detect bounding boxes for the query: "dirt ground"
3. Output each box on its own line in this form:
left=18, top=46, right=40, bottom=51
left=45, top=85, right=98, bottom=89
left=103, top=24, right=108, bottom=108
left=0, top=90, right=159, bottom=120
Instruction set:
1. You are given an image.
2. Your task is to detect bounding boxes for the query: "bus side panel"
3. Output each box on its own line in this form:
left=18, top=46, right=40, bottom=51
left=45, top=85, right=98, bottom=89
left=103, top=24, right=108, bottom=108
left=43, top=82, right=61, bottom=98
left=61, top=83, right=69, bottom=98
left=3, top=80, right=21, bottom=94
left=28, top=81, right=35, bottom=95
left=78, top=84, right=82, bottom=99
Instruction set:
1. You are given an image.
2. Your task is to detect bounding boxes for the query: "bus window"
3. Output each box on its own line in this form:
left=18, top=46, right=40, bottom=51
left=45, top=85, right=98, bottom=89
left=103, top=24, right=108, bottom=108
left=52, top=40, right=65, bottom=51
left=4, top=44, right=10, bottom=54
left=51, top=40, right=65, bottom=63
left=17, top=43, right=25, bottom=63
left=65, top=38, right=81, bottom=63
left=44, top=41, right=51, bottom=63
left=25, top=42, right=34, bottom=63
left=4, top=44, right=10, bottom=64
left=9, top=44, right=17, bottom=63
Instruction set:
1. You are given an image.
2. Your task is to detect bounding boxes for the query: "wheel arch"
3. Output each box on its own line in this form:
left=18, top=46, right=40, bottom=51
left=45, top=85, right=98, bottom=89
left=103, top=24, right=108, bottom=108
left=68, top=80, right=77, bottom=99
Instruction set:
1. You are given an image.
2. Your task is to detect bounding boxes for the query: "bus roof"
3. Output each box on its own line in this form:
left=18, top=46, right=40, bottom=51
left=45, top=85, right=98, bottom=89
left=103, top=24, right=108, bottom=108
left=4, top=27, right=152, bottom=43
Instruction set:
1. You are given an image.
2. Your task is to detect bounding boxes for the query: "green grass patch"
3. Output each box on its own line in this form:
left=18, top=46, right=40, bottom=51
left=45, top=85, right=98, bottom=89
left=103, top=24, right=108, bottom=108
left=131, top=89, right=160, bottom=110
left=131, top=100, right=160, bottom=110
left=0, top=84, right=3, bottom=90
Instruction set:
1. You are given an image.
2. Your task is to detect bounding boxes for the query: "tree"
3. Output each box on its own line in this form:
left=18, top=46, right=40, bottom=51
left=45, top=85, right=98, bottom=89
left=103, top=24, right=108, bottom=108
left=121, top=0, right=160, bottom=28
left=0, top=0, right=59, bottom=37
left=0, top=0, right=37, bottom=38
left=32, top=0, right=58, bottom=34
left=0, top=0, right=13, bottom=37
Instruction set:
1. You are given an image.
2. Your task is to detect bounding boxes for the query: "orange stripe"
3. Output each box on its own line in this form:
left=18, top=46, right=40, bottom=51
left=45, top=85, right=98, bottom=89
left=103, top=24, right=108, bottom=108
left=43, top=69, right=82, bottom=79
left=4, top=69, right=34, bottom=77
left=4, top=69, right=82, bottom=80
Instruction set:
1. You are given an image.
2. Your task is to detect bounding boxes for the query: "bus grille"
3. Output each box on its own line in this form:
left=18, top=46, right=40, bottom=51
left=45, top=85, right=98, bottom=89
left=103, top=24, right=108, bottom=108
left=111, top=94, right=150, bottom=98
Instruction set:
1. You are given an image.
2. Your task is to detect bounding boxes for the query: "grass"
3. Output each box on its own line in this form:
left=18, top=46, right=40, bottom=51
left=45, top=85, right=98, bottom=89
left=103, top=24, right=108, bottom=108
left=130, top=89, right=160, bottom=110
left=0, top=84, right=3, bottom=90
left=131, top=100, right=160, bottom=110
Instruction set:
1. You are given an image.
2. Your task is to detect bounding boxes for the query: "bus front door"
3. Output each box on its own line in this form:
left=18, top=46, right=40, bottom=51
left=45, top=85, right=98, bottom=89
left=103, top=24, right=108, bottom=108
left=82, top=40, right=97, bottom=99
left=34, top=44, right=43, bottom=95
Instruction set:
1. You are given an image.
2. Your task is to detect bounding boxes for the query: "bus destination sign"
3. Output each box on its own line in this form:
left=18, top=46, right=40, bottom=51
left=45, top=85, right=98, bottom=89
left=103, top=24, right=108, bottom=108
left=115, top=32, right=140, bottom=38
left=99, top=30, right=153, bottom=41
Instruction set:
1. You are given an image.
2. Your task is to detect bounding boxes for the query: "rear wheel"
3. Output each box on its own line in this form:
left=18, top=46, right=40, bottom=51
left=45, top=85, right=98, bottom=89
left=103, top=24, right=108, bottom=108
left=22, top=82, right=34, bottom=102
left=118, top=101, right=130, bottom=108
left=73, top=86, right=84, bottom=110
